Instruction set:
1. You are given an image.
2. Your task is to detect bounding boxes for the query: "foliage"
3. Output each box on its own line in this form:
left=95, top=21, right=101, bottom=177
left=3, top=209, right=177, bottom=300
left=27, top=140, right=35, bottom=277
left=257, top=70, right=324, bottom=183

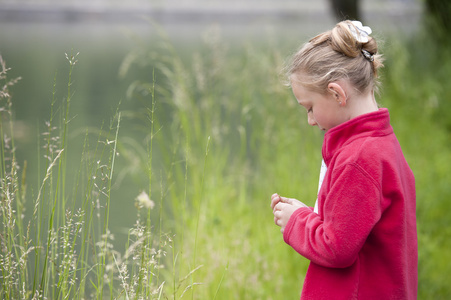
left=424, top=0, right=451, bottom=44
left=382, top=32, right=451, bottom=299
left=1, top=22, right=451, bottom=299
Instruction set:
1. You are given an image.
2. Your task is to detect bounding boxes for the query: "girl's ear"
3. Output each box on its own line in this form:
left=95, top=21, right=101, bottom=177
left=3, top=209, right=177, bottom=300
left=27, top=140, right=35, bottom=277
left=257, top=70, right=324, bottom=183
left=327, top=82, right=347, bottom=106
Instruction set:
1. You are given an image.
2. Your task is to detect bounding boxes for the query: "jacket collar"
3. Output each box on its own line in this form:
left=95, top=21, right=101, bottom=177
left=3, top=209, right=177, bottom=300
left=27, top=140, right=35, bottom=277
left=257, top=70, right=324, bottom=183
left=322, top=108, right=393, bottom=164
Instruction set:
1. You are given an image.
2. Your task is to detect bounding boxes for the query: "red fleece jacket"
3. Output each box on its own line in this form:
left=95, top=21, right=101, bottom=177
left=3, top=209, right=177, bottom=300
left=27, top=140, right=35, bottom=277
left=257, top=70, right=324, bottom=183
left=284, top=108, right=417, bottom=299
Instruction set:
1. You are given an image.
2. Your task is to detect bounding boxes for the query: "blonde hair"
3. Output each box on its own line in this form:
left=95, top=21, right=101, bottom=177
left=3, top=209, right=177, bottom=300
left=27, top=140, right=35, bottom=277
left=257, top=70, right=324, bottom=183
left=286, top=20, right=384, bottom=95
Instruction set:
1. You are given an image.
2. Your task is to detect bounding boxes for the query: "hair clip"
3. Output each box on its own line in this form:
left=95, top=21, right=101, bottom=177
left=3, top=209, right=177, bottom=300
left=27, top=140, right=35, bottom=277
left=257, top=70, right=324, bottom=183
left=361, top=49, right=374, bottom=62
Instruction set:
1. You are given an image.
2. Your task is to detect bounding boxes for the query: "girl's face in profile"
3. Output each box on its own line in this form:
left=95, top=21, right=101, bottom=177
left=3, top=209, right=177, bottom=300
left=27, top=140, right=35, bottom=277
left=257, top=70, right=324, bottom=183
left=290, top=78, right=346, bottom=132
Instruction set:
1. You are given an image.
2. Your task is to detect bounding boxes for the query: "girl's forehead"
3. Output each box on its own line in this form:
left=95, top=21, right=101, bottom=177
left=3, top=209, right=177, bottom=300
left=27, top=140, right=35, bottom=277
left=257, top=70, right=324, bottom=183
left=291, top=82, right=313, bottom=104
left=290, top=76, right=312, bottom=93
left=290, top=73, right=316, bottom=91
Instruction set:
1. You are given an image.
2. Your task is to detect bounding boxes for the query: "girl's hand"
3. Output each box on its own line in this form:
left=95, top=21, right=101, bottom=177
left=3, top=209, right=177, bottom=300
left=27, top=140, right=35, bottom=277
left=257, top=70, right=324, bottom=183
left=271, top=193, right=308, bottom=234
left=271, top=193, right=307, bottom=210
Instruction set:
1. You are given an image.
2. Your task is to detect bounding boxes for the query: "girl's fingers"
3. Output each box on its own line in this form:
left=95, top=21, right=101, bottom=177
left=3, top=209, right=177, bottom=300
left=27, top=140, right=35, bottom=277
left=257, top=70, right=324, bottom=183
left=280, top=197, right=294, bottom=204
left=274, top=210, right=282, bottom=224
left=270, top=193, right=281, bottom=209
left=274, top=202, right=287, bottom=214
left=279, top=197, right=288, bottom=204
left=274, top=214, right=283, bottom=227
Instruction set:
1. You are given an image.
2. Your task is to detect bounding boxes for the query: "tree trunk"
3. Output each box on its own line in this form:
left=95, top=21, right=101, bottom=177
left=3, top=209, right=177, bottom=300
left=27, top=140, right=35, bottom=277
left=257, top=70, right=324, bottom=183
left=424, top=0, right=451, bottom=37
left=329, top=0, right=360, bottom=22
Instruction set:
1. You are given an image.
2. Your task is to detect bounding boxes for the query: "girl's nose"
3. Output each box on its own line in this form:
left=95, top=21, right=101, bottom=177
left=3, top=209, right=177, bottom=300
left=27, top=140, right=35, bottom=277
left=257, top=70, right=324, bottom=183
left=307, top=114, right=317, bottom=127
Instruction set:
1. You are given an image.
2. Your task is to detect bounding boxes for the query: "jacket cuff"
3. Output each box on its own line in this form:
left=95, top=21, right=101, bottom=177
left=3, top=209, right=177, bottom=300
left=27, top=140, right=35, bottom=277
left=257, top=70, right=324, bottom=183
left=283, top=207, right=312, bottom=244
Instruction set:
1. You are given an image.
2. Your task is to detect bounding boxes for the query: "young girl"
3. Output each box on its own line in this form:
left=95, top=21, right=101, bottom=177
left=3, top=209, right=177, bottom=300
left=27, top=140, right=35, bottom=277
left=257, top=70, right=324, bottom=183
left=271, top=20, right=417, bottom=299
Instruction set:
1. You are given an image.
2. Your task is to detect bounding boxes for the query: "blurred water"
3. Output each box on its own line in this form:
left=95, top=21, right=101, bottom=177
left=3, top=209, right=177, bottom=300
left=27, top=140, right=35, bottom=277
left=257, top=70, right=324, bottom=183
left=0, top=0, right=422, bottom=126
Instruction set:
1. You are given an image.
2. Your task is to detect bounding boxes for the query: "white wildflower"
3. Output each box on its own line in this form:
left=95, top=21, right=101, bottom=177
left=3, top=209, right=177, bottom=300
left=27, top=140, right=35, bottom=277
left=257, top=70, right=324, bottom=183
left=135, top=191, right=155, bottom=209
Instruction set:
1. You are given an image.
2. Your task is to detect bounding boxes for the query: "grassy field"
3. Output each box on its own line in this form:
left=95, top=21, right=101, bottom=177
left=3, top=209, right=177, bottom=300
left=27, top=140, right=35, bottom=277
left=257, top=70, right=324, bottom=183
left=1, top=25, right=451, bottom=299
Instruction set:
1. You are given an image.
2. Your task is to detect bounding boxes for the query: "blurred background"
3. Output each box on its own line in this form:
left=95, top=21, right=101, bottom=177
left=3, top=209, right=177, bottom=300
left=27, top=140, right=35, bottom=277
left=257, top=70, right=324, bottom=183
left=0, top=0, right=426, bottom=235
left=0, top=0, right=426, bottom=130
left=0, top=0, right=423, bottom=122
left=2, top=0, right=451, bottom=298
left=0, top=0, right=425, bottom=222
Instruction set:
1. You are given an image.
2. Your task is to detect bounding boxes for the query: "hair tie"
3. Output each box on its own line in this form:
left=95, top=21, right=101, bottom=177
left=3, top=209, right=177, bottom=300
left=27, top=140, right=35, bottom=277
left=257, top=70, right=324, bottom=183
left=349, top=20, right=372, bottom=43
left=361, top=49, right=374, bottom=62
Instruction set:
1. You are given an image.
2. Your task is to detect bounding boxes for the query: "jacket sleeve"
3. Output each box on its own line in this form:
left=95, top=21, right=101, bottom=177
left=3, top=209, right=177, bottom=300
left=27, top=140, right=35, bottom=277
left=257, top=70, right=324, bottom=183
left=283, top=163, right=382, bottom=268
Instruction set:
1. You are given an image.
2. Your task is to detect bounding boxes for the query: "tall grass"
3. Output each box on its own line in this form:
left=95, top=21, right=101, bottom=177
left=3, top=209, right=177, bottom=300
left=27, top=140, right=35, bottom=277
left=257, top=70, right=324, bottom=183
left=0, top=51, right=182, bottom=299
left=1, top=23, right=451, bottom=299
